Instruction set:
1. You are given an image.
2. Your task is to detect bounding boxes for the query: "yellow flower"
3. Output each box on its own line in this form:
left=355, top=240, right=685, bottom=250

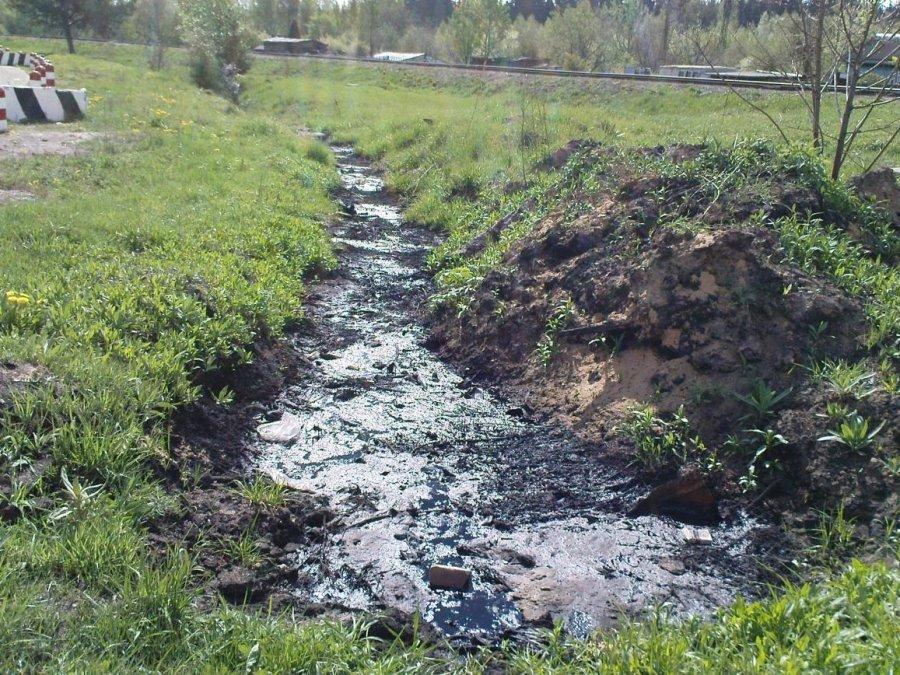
left=5, top=291, right=31, bottom=306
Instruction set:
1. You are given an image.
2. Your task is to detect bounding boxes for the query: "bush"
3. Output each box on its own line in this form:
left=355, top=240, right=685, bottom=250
left=179, top=0, right=255, bottom=97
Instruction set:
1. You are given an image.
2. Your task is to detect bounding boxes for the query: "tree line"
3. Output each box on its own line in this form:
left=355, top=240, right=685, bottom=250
left=0, top=0, right=894, bottom=178
left=1, top=0, right=893, bottom=74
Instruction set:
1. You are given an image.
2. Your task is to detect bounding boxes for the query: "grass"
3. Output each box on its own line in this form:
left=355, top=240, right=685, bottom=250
left=0, top=38, right=896, bottom=671
left=243, top=57, right=899, bottom=234
left=231, top=474, right=289, bottom=509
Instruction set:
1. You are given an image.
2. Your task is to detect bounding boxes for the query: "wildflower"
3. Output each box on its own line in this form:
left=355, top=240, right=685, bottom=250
left=5, top=291, right=32, bottom=306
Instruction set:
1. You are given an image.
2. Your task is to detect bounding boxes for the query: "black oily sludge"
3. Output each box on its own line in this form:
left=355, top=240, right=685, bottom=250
left=251, top=146, right=762, bottom=644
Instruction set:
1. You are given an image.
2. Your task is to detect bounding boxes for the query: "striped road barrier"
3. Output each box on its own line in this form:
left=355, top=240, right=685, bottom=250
left=1, top=85, right=86, bottom=123
left=0, top=50, right=37, bottom=67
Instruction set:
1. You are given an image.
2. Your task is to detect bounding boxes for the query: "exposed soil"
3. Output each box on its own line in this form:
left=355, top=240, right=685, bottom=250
left=0, top=128, right=102, bottom=158
left=431, top=142, right=898, bottom=548
left=149, top=340, right=339, bottom=615
left=0, top=188, right=34, bottom=204
left=162, top=146, right=772, bottom=646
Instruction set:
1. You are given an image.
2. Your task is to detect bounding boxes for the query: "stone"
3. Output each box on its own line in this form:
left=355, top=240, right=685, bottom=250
left=659, top=557, right=686, bottom=574
left=681, top=527, right=713, bottom=545
left=628, top=468, right=718, bottom=523
left=428, top=564, right=472, bottom=590
left=257, top=412, right=303, bottom=444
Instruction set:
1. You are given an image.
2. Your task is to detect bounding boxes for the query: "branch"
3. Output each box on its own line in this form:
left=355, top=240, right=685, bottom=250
left=693, top=36, right=792, bottom=144
left=862, top=125, right=900, bottom=173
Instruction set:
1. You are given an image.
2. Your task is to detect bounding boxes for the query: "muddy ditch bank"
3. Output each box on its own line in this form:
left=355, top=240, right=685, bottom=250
left=167, top=146, right=769, bottom=646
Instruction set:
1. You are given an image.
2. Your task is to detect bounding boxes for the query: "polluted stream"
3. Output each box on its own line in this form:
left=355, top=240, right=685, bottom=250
left=252, top=146, right=760, bottom=643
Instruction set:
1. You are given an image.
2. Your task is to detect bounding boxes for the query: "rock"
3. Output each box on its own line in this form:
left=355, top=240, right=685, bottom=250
left=257, top=412, right=303, bottom=444
left=0, top=361, right=50, bottom=410
left=429, top=564, right=472, bottom=590
left=681, top=526, right=713, bottom=545
left=659, top=557, right=686, bottom=574
left=628, top=468, right=718, bottom=523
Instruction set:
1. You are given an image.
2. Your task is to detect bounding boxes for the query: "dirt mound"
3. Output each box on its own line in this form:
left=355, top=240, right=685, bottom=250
left=430, top=142, right=898, bottom=537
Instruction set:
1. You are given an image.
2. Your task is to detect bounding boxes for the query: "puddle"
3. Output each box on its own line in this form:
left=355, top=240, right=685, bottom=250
left=253, top=146, right=761, bottom=642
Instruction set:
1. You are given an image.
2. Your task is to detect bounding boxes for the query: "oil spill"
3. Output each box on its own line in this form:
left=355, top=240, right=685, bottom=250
left=253, top=146, right=761, bottom=643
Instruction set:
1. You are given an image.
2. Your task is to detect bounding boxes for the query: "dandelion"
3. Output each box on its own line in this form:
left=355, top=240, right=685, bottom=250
left=5, top=291, right=32, bottom=306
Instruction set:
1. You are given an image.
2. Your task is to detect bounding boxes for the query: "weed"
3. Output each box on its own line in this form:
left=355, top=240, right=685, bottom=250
left=738, top=429, right=788, bottom=493
left=212, top=385, right=236, bottom=406
left=534, top=298, right=576, bottom=367
left=619, top=405, right=704, bottom=471
left=231, top=474, right=288, bottom=510
left=808, top=504, right=856, bottom=567
left=220, top=532, right=263, bottom=568
left=589, top=331, right=625, bottom=357
left=823, top=401, right=853, bottom=421
left=809, top=359, right=878, bottom=400
left=734, top=380, right=793, bottom=422
left=819, top=414, right=885, bottom=452
left=50, top=469, right=104, bottom=522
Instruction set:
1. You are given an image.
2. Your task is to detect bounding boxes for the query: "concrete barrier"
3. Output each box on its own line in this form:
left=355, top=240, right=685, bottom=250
left=0, top=50, right=36, bottom=67
left=0, top=47, right=84, bottom=124
left=1, top=85, right=87, bottom=123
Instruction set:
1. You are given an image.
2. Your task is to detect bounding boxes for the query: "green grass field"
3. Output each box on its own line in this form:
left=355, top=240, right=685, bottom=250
left=244, top=56, right=899, bottom=231
left=0, top=38, right=897, bottom=672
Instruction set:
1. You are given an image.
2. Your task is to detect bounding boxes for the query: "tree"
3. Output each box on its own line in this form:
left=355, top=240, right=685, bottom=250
left=543, top=0, right=605, bottom=70
left=511, top=14, right=543, bottom=59
left=130, top=0, right=180, bottom=69
left=446, top=0, right=481, bottom=62
left=698, top=0, right=898, bottom=178
left=179, top=0, right=255, bottom=96
left=251, top=0, right=301, bottom=35
left=406, top=0, right=453, bottom=27
left=9, top=0, right=119, bottom=53
left=474, top=0, right=509, bottom=60
left=445, top=0, right=509, bottom=62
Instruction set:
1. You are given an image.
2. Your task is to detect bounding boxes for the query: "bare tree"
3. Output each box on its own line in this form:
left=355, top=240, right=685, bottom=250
left=827, top=0, right=899, bottom=177
left=700, top=0, right=898, bottom=179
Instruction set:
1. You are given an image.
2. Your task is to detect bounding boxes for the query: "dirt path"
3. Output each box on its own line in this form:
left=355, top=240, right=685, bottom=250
left=251, top=147, right=762, bottom=643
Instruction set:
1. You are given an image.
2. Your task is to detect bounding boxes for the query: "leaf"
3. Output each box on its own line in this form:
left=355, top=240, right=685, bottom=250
left=244, top=641, right=260, bottom=674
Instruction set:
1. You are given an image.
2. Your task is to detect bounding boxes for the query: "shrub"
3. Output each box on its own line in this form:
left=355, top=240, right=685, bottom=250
left=179, top=0, right=255, bottom=97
